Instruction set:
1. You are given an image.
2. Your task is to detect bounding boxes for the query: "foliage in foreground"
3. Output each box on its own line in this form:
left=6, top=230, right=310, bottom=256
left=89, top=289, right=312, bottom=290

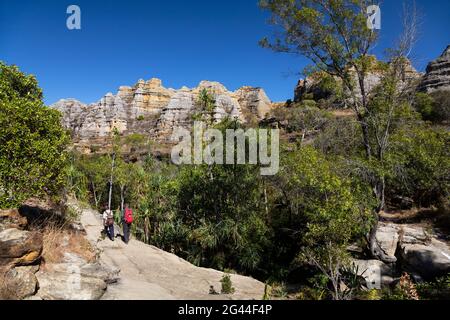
left=0, top=62, right=68, bottom=208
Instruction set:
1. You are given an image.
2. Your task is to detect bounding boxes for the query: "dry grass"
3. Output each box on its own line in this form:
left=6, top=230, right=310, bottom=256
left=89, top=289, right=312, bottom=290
left=31, top=218, right=95, bottom=266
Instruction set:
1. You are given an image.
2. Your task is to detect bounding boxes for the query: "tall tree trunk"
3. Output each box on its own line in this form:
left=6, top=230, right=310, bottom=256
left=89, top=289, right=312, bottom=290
left=357, top=114, right=372, bottom=160
left=91, top=181, right=98, bottom=207
left=108, top=153, right=115, bottom=210
left=120, top=185, right=125, bottom=212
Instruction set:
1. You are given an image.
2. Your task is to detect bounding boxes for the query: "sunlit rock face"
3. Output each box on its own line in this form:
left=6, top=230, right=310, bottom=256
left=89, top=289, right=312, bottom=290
left=294, top=58, right=422, bottom=103
left=51, top=78, right=273, bottom=153
left=419, top=45, right=450, bottom=93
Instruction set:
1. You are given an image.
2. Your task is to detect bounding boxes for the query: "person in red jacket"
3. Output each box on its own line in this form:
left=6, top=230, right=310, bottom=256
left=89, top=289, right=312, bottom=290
left=122, top=203, right=133, bottom=244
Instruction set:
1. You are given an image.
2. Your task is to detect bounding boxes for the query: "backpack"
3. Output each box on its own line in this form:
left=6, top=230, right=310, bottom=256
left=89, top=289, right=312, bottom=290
left=124, top=208, right=133, bottom=224
left=105, top=210, right=114, bottom=226
left=106, top=217, right=115, bottom=226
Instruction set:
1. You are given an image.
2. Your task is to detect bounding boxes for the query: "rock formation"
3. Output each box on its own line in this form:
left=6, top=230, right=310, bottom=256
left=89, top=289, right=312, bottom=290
left=52, top=79, right=273, bottom=153
left=419, top=45, right=450, bottom=92
left=294, top=58, right=422, bottom=103
left=353, top=221, right=450, bottom=289
left=0, top=207, right=117, bottom=300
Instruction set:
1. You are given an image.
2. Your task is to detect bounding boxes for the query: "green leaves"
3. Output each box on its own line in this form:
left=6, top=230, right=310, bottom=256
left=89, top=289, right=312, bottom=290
left=0, top=62, right=68, bottom=208
left=260, top=0, right=378, bottom=75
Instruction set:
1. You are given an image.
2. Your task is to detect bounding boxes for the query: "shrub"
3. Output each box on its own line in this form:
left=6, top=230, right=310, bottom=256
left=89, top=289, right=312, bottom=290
left=0, top=62, right=69, bottom=208
left=220, top=274, right=235, bottom=294
left=416, top=274, right=450, bottom=300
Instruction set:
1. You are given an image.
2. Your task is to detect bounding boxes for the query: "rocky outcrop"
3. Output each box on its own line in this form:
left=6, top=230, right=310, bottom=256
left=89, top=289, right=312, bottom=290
left=375, top=222, right=450, bottom=281
left=352, top=259, right=395, bottom=289
left=35, top=259, right=114, bottom=300
left=52, top=79, right=273, bottom=153
left=295, top=59, right=422, bottom=103
left=352, top=222, right=450, bottom=288
left=3, top=266, right=39, bottom=299
left=0, top=205, right=118, bottom=300
left=36, top=267, right=107, bottom=300
left=419, top=45, right=450, bottom=92
left=0, top=228, right=43, bottom=267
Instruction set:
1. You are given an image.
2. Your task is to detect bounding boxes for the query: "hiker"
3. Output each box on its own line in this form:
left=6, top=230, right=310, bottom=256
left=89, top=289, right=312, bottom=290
left=103, top=209, right=115, bottom=241
left=122, top=203, right=133, bottom=244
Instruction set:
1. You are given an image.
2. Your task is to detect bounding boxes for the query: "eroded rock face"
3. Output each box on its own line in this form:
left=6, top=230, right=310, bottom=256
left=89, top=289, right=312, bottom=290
left=419, top=45, right=450, bottom=92
left=294, top=59, right=422, bottom=103
left=52, top=79, right=273, bottom=152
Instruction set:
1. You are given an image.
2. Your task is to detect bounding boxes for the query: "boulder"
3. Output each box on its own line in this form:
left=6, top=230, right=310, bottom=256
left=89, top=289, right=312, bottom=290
left=0, top=228, right=43, bottom=267
left=35, top=259, right=116, bottom=300
left=0, top=209, right=27, bottom=232
left=400, top=239, right=450, bottom=280
left=352, top=259, right=395, bottom=289
left=376, top=222, right=400, bottom=258
left=2, top=266, right=38, bottom=299
left=36, top=268, right=107, bottom=300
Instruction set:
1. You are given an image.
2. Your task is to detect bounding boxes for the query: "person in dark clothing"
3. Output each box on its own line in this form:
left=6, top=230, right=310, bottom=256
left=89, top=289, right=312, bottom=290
left=122, top=203, right=133, bottom=244
left=103, top=209, right=115, bottom=241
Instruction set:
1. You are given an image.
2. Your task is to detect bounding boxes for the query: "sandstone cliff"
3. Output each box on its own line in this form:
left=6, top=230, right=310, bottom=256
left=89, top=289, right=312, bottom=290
left=52, top=79, right=273, bottom=153
left=419, top=45, right=450, bottom=92
left=294, top=58, right=422, bottom=103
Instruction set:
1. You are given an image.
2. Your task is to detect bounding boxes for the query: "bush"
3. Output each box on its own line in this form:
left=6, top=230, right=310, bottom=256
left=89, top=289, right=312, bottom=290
left=220, top=274, right=235, bottom=294
left=414, top=91, right=450, bottom=123
left=414, top=92, right=435, bottom=121
left=431, top=90, right=450, bottom=123
left=0, top=62, right=69, bottom=208
left=386, top=125, right=449, bottom=207
left=417, top=274, right=450, bottom=300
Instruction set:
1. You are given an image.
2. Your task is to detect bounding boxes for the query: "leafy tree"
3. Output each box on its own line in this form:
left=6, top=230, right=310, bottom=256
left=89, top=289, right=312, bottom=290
left=66, top=152, right=89, bottom=202
left=414, top=92, right=435, bottom=121
left=115, top=158, right=139, bottom=211
left=0, top=62, right=68, bottom=208
left=76, top=154, right=110, bottom=208
left=272, top=146, right=372, bottom=299
left=260, top=0, right=420, bottom=263
left=415, top=91, right=450, bottom=123
left=386, top=126, right=449, bottom=207
left=273, top=104, right=331, bottom=144
left=194, top=89, right=216, bottom=124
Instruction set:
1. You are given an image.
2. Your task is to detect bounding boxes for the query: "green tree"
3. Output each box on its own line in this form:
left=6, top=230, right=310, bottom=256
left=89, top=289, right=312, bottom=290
left=195, top=88, right=216, bottom=124
left=0, top=62, right=68, bottom=208
left=273, top=146, right=372, bottom=299
left=76, top=154, right=110, bottom=208
left=260, top=0, right=420, bottom=263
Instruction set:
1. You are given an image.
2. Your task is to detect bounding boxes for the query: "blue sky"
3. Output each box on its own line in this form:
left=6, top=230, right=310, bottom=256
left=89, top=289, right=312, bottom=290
left=0, top=0, right=449, bottom=105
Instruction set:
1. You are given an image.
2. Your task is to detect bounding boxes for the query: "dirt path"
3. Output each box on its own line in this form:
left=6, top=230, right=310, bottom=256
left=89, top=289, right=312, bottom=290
left=78, top=205, right=265, bottom=300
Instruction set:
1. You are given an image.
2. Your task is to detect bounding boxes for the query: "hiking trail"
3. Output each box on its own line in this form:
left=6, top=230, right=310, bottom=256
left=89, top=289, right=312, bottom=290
left=77, top=203, right=265, bottom=300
